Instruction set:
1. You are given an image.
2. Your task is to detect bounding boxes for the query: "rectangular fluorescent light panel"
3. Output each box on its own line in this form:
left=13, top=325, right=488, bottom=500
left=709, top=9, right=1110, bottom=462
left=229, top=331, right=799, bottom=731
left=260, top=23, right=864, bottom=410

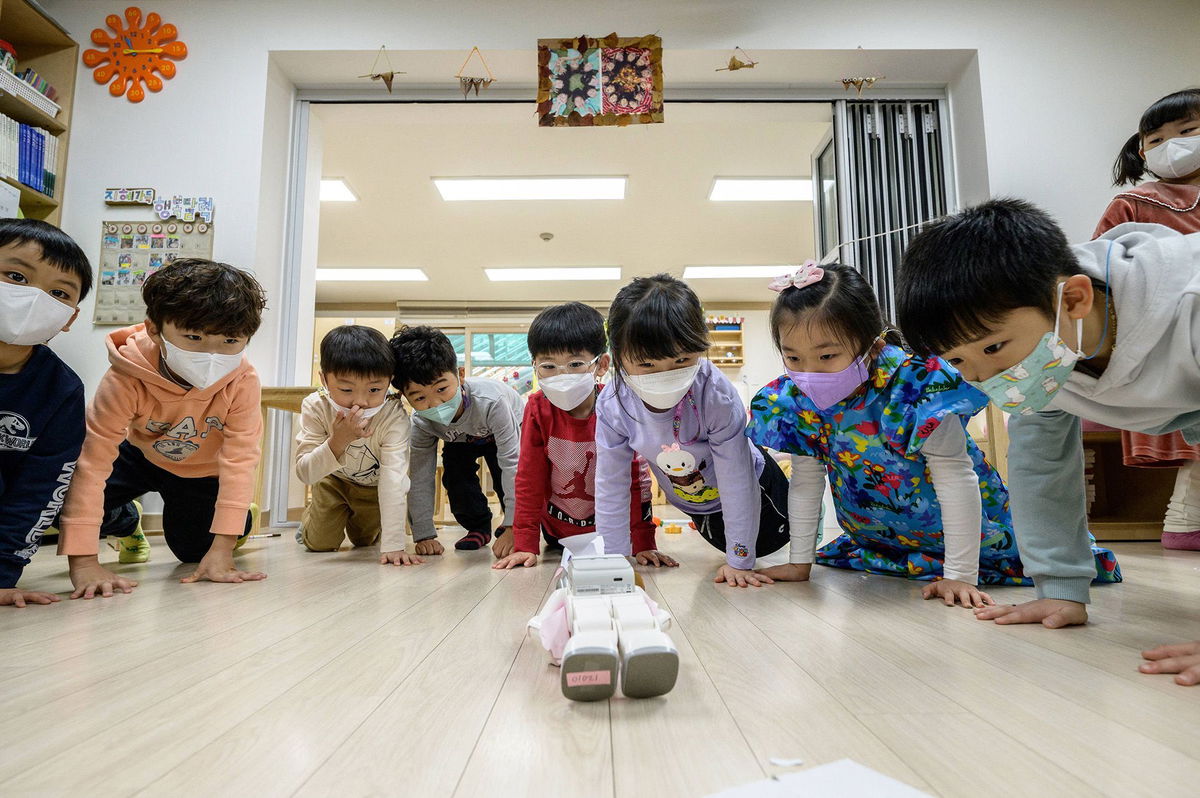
left=485, top=267, right=622, bottom=282
left=434, top=177, right=626, bottom=201
left=683, top=265, right=798, bottom=279
left=709, top=178, right=813, bottom=202
left=320, top=179, right=358, bottom=202
left=315, top=268, right=428, bottom=282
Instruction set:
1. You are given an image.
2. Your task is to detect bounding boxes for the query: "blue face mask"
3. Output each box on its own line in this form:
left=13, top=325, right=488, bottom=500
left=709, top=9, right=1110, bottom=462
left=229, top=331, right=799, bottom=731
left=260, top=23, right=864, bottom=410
left=415, top=386, right=463, bottom=425
left=969, top=282, right=1083, bottom=416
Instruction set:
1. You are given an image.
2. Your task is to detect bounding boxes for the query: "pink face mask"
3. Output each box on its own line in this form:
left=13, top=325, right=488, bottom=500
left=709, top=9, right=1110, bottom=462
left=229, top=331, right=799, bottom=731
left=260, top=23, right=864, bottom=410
left=784, top=335, right=884, bottom=410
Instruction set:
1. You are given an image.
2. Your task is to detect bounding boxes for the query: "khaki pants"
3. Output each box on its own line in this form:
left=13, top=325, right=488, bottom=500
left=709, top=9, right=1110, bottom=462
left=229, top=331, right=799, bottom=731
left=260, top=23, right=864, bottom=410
left=299, top=475, right=381, bottom=551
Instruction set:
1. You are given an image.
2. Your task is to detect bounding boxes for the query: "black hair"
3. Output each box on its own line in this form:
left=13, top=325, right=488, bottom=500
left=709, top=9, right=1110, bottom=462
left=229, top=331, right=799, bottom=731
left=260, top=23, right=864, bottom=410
left=770, top=263, right=902, bottom=357
left=320, top=325, right=394, bottom=379
left=0, top=218, right=92, bottom=300
left=527, top=301, right=606, bottom=360
left=142, top=258, right=266, bottom=338
left=607, top=274, right=709, bottom=373
left=1113, top=88, right=1200, bottom=186
left=896, top=198, right=1081, bottom=356
left=389, top=324, right=458, bottom=390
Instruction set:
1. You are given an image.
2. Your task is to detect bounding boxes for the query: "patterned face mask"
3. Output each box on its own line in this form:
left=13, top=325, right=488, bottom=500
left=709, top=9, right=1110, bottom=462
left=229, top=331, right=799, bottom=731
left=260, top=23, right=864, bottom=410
left=968, top=282, right=1082, bottom=415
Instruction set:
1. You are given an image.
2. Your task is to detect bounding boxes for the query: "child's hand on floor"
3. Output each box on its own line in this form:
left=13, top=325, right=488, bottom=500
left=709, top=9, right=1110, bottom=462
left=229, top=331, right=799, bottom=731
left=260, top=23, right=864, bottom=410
left=973, top=597, right=1087, bottom=628
left=181, top=537, right=266, bottom=585
left=414, top=538, right=444, bottom=556
left=380, top=550, right=424, bottom=566
left=1139, top=641, right=1200, bottom=686
left=68, top=555, right=139, bottom=599
left=492, top=528, right=513, bottom=559
left=714, top=564, right=773, bottom=588
left=922, top=579, right=995, bottom=609
left=0, top=587, right=61, bottom=607
left=754, top=563, right=811, bottom=582
left=635, top=550, right=679, bottom=568
left=493, top=551, right=538, bottom=570
left=329, top=406, right=370, bottom=458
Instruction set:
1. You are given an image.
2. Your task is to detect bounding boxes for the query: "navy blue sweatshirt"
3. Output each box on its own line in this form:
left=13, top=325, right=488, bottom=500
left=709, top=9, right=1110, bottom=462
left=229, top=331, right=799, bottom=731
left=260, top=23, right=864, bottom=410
left=0, top=345, right=85, bottom=588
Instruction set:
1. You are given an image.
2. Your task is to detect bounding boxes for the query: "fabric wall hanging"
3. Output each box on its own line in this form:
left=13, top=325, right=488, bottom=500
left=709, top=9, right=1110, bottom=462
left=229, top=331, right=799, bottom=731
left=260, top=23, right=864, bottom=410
left=359, top=46, right=404, bottom=93
left=537, top=33, right=663, bottom=127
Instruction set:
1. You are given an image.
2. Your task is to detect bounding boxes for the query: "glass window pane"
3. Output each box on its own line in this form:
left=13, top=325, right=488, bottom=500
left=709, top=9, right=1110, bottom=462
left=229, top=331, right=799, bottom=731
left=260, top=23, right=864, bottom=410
left=469, top=332, right=534, bottom=396
left=446, top=333, right=467, bottom=366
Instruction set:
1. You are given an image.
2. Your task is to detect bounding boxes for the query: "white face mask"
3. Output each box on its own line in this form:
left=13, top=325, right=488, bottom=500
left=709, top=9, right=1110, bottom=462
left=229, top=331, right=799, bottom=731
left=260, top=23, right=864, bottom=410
left=622, top=363, right=700, bottom=410
left=0, top=281, right=74, bottom=346
left=160, top=336, right=243, bottom=390
left=325, top=392, right=386, bottom=419
left=1145, top=133, right=1200, bottom=179
left=539, top=372, right=597, bottom=411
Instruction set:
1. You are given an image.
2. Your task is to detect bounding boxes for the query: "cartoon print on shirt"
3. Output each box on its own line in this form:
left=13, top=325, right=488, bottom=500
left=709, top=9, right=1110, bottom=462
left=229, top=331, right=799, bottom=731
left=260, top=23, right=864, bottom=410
left=0, top=411, right=33, bottom=451
left=655, top=442, right=719, bottom=504
left=144, top=415, right=224, bottom=462
left=342, top=442, right=381, bottom=484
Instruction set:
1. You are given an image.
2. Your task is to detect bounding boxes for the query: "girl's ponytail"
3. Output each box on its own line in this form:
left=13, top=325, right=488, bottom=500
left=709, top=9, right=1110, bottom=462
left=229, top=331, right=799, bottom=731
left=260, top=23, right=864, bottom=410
left=1112, top=132, right=1145, bottom=186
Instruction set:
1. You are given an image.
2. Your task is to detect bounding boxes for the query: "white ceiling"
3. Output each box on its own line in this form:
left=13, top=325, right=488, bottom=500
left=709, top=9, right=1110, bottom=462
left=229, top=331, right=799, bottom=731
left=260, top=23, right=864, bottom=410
left=314, top=101, right=832, bottom=305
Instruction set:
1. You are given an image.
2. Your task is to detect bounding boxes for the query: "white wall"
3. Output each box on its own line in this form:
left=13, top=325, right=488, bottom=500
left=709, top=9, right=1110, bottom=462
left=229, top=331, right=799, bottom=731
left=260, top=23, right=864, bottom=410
left=41, top=0, right=1200, bottom=512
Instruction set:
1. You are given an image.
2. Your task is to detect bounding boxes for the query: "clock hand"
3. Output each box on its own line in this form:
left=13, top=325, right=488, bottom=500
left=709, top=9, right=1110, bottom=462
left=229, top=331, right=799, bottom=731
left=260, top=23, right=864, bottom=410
left=122, top=48, right=164, bottom=55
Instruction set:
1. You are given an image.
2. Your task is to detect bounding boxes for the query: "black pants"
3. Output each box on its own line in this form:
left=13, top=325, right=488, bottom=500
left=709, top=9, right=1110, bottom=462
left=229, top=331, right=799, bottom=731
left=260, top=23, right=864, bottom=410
left=441, top=438, right=506, bottom=533
left=96, top=441, right=252, bottom=563
left=687, top=447, right=790, bottom=559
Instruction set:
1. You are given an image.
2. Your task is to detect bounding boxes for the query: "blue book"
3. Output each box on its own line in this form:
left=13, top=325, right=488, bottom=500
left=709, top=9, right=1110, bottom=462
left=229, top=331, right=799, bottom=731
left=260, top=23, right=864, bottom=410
left=18, top=123, right=28, bottom=186
left=31, top=129, right=44, bottom=193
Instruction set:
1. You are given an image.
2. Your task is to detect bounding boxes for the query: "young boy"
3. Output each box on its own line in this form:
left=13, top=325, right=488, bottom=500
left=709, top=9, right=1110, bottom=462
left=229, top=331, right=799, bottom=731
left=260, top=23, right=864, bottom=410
left=896, top=198, right=1200, bottom=684
left=390, top=325, right=522, bottom=552
left=295, top=325, right=419, bottom=566
left=0, top=220, right=90, bottom=607
left=492, top=302, right=662, bottom=569
left=58, top=258, right=268, bottom=598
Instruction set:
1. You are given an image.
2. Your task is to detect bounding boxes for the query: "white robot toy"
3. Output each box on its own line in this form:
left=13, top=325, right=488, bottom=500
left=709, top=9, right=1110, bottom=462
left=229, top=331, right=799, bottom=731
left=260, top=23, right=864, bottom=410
left=528, top=534, right=679, bottom=702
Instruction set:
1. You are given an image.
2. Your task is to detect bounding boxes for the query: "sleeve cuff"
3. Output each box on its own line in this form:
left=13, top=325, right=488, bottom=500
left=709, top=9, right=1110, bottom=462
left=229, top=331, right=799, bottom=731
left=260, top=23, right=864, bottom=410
left=0, top=559, right=23, bottom=589
left=212, top=504, right=250, bottom=537
left=1034, top=575, right=1092, bottom=604
left=943, top=569, right=979, bottom=585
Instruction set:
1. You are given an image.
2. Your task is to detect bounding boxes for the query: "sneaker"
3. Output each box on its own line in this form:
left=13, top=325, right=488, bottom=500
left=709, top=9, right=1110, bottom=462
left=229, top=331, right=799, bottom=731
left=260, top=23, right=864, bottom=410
left=1162, top=530, right=1200, bottom=551
left=115, top=500, right=150, bottom=564
left=235, top=503, right=260, bottom=551
left=455, top=529, right=492, bottom=550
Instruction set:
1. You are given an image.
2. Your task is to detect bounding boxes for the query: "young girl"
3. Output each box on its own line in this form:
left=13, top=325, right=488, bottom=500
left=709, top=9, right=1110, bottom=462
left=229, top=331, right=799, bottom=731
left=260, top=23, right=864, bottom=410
left=746, top=262, right=1121, bottom=606
left=1097, top=88, right=1200, bottom=550
left=594, top=274, right=791, bottom=588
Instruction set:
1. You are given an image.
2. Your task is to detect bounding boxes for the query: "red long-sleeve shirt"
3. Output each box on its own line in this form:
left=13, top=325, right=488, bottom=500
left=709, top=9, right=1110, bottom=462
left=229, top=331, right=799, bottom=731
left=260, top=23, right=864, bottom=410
left=513, top=389, right=655, bottom=554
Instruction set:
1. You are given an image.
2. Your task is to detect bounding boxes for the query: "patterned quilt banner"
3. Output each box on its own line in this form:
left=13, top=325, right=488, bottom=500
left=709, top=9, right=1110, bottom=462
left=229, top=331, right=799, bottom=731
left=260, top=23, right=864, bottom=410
left=537, top=33, right=664, bottom=127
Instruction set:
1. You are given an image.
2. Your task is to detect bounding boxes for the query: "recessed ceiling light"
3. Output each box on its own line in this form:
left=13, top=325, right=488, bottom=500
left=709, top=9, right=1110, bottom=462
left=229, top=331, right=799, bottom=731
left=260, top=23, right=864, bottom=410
left=709, top=178, right=813, bottom=202
left=320, top=179, right=358, bottom=202
left=485, top=267, right=622, bottom=282
left=683, top=265, right=798, bottom=279
left=315, top=268, right=428, bottom=281
left=433, top=177, right=626, bottom=201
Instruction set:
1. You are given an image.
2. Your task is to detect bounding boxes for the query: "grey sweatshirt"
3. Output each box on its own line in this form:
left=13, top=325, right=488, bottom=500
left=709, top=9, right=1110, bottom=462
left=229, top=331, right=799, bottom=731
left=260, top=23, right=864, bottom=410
left=1008, top=223, right=1200, bottom=604
left=407, top=377, right=523, bottom=540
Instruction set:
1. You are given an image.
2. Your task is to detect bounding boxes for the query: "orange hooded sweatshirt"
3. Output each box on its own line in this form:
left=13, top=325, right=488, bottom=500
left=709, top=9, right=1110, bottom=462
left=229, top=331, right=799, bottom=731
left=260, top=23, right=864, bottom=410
left=58, top=324, right=262, bottom=555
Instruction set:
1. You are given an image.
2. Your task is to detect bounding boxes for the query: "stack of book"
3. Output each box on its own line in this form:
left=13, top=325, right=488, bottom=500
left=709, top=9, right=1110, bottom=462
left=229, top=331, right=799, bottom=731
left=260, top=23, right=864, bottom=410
left=0, top=111, right=56, bottom=197
left=14, top=67, right=57, bottom=102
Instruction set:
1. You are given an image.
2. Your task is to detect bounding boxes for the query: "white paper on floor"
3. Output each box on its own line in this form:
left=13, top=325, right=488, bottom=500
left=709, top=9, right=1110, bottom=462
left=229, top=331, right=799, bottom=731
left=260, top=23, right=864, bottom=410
left=705, top=759, right=931, bottom=798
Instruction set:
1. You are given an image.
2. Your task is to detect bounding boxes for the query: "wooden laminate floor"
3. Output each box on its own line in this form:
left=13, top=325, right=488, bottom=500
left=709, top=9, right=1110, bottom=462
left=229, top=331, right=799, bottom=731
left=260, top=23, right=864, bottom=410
left=4, top=532, right=1200, bottom=797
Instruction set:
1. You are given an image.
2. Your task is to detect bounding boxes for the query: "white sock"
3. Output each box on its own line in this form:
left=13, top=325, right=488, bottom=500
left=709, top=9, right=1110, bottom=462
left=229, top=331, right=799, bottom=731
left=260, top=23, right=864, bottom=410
left=1163, top=461, right=1200, bottom=533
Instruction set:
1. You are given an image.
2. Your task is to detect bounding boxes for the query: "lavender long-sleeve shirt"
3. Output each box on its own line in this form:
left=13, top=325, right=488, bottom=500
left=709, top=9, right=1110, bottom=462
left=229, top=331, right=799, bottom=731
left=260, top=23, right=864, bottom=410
left=594, top=359, right=764, bottom=569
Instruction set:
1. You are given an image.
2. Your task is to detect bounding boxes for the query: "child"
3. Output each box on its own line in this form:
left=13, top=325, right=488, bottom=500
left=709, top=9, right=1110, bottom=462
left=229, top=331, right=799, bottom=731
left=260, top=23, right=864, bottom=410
left=746, top=262, right=1119, bottom=607
left=493, top=302, right=656, bottom=569
left=58, top=259, right=268, bottom=598
left=594, top=274, right=788, bottom=587
left=295, top=325, right=419, bottom=566
left=1096, top=89, right=1200, bottom=549
left=896, top=198, right=1200, bottom=685
left=0, top=220, right=90, bottom=607
left=391, top=325, right=522, bottom=552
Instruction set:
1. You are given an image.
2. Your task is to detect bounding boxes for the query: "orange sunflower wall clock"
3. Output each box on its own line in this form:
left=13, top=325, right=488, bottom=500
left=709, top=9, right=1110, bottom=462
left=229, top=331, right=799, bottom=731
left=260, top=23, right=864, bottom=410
left=82, top=7, right=187, bottom=103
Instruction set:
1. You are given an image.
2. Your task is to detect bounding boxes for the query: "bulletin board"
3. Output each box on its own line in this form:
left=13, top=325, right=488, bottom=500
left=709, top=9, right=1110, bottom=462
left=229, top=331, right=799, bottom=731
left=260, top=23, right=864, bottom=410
left=92, top=219, right=214, bottom=325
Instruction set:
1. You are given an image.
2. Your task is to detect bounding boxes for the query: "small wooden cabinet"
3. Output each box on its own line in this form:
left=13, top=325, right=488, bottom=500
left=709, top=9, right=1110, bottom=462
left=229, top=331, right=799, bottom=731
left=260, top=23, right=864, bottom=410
left=1082, top=431, right=1174, bottom=541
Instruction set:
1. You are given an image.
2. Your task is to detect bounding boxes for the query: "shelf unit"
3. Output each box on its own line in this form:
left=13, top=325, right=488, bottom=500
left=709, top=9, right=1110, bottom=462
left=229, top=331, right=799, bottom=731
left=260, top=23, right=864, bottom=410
left=1082, top=430, right=1175, bottom=541
left=0, top=0, right=76, bottom=225
left=707, top=324, right=744, bottom=367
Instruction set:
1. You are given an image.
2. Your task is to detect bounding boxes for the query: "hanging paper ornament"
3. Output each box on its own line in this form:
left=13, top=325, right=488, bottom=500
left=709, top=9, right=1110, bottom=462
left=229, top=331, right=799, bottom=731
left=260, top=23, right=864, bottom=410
left=838, top=46, right=885, bottom=96
left=715, top=47, right=758, bottom=72
left=358, top=46, right=405, bottom=93
left=456, top=46, right=495, bottom=97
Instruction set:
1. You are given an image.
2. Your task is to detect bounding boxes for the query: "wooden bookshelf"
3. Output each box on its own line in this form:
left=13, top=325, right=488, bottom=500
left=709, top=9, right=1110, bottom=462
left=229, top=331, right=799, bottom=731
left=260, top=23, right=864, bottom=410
left=0, top=0, right=76, bottom=224
left=707, top=326, right=744, bottom=367
left=1083, top=430, right=1175, bottom=541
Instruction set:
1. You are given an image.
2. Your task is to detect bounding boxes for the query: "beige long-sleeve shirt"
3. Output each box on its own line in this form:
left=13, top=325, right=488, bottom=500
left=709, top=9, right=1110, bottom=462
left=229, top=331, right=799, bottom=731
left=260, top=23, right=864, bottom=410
left=295, top=391, right=411, bottom=553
